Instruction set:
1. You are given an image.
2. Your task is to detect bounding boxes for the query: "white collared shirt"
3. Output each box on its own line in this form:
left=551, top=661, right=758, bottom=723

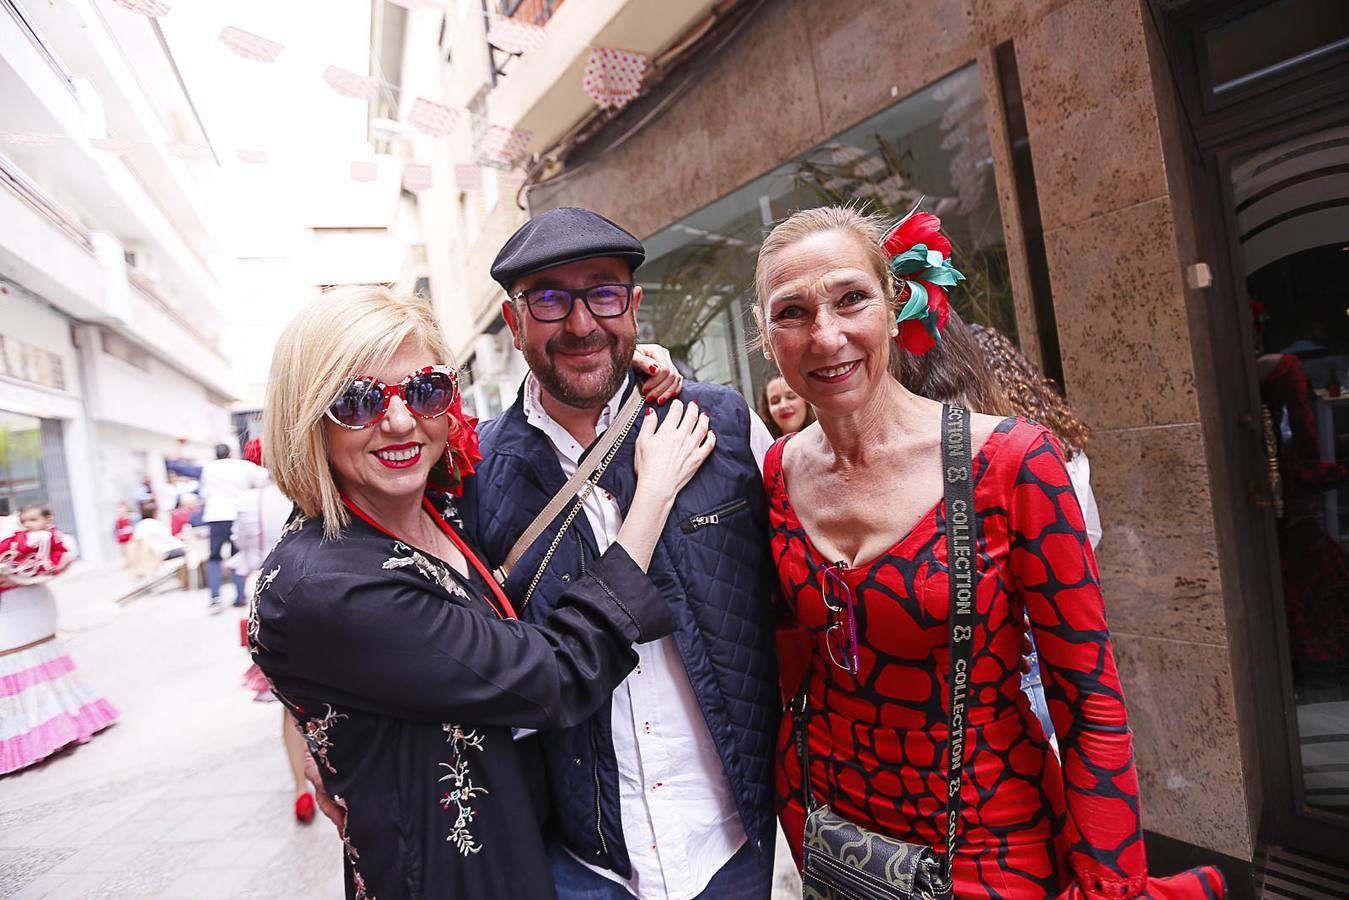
left=522, top=375, right=772, bottom=899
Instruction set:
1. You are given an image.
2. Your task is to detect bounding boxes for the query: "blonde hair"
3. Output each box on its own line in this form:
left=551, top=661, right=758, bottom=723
left=264, top=286, right=455, bottom=539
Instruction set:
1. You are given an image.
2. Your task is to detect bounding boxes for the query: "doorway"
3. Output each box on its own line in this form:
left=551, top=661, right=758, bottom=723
left=1173, top=0, right=1349, bottom=864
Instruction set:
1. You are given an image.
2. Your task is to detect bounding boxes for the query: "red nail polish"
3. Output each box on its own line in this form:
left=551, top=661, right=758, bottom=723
left=648, top=364, right=657, bottom=374
left=645, top=408, right=654, bottom=416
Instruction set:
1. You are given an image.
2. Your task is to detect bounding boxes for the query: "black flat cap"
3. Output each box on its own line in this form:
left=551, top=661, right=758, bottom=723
left=491, top=207, right=645, bottom=293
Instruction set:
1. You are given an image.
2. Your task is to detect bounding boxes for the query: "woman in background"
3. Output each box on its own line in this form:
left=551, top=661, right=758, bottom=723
left=969, top=323, right=1101, bottom=548
left=758, top=371, right=816, bottom=438
left=0, top=504, right=118, bottom=774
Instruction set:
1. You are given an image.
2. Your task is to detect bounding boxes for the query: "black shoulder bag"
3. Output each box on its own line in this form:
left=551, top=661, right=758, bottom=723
left=793, top=403, right=976, bottom=900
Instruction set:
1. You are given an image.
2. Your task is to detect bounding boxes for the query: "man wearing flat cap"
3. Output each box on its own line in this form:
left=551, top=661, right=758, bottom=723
left=464, top=207, right=780, bottom=898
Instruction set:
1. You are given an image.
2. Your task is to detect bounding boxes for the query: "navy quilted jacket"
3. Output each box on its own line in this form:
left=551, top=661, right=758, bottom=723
left=461, top=378, right=779, bottom=878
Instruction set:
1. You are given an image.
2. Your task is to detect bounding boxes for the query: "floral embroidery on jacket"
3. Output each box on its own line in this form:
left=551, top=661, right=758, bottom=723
left=382, top=542, right=469, bottom=601
left=343, top=835, right=374, bottom=900
left=438, top=723, right=489, bottom=855
left=247, top=565, right=280, bottom=653
left=303, top=704, right=347, bottom=775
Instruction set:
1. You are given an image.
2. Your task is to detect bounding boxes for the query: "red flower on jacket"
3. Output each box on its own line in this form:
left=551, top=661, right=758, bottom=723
left=442, top=396, right=482, bottom=497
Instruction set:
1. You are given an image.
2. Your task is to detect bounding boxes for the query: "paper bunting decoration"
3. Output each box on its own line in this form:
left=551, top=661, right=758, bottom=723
left=582, top=48, right=649, bottom=110
left=236, top=149, right=270, bottom=164
left=402, top=164, right=432, bottom=192
left=453, top=165, right=482, bottom=192
left=350, top=161, right=377, bottom=183
left=486, top=16, right=546, bottom=55
left=219, top=26, right=283, bottom=63
left=474, top=123, right=532, bottom=170
left=167, top=140, right=209, bottom=160
left=91, top=136, right=132, bottom=153
left=408, top=98, right=459, bottom=138
left=111, top=0, right=169, bottom=16
left=0, top=132, right=57, bottom=146
left=322, top=66, right=379, bottom=101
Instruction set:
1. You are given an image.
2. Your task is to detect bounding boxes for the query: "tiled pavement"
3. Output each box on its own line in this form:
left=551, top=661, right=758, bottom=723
left=0, top=565, right=342, bottom=899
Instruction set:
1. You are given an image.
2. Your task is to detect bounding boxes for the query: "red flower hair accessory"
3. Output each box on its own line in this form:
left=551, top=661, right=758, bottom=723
left=431, top=393, right=482, bottom=498
left=882, top=202, right=965, bottom=355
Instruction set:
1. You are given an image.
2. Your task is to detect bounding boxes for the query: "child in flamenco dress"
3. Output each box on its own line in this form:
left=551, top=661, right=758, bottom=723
left=0, top=504, right=119, bottom=774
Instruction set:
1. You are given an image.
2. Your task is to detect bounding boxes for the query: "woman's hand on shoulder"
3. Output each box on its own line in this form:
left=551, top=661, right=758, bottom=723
left=634, top=399, right=715, bottom=502
left=633, top=344, right=683, bottom=405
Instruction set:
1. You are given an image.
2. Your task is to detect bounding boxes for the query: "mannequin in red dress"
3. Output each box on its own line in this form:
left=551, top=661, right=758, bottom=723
left=751, top=206, right=1224, bottom=899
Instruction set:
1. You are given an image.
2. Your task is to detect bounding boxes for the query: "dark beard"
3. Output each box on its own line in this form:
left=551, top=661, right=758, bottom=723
left=527, top=329, right=636, bottom=410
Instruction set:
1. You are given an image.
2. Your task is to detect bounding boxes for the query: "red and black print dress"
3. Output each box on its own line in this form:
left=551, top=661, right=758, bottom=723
left=769, top=418, right=1223, bottom=899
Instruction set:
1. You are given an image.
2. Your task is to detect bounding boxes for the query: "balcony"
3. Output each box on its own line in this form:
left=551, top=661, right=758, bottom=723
left=484, top=0, right=720, bottom=155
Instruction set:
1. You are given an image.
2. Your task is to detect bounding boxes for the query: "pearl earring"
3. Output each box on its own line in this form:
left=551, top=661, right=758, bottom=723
left=890, top=323, right=899, bottom=337
left=763, top=349, right=773, bottom=361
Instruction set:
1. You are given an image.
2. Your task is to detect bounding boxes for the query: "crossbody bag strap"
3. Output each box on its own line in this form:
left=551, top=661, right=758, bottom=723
left=940, top=403, right=977, bottom=877
left=510, top=388, right=647, bottom=611
left=493, top=387, right=646, bottom=587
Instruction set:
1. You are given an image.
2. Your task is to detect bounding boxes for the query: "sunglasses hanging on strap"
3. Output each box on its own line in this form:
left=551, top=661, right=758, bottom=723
left=792, top=403, right=976, bottom=900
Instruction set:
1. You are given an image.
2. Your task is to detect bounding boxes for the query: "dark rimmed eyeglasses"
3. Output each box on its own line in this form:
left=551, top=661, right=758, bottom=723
left=325, top=365, right=458, bottom=430
left=820, top=562, right=859, bottom=674
left=510, top=283, right=635, bottom=323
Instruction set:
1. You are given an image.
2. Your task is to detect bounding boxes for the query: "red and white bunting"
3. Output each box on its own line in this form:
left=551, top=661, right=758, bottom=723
left=453, top=165, right=482, bottom=192
left=322, top=66, right=379, bottom=101
left=486, top=16, right=546, bottom=55
left=91, top=136, right=132, bottom=154
left=0, top=132, right=57, bottom=146
left=387, top=0, right=450, bottom=8
left=167, top=140, right=209, bottom=160
left=582, top=48, right=648, bottom=110
left=408, top=98, right=459, bottom=138
left=475, top=123, right=532, bottom=170
left=402, top=163, right=433, bottom=193
left=219, top=26, right=283, bottom=63
left=350, top=161, right=378, bottom=182
left=111, top=0, right=169, bottom=17
left=237, top=148, right=269, bottom=164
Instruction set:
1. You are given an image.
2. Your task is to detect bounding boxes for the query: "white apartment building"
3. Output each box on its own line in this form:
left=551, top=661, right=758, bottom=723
left=1, top=0, right=239, bottom=564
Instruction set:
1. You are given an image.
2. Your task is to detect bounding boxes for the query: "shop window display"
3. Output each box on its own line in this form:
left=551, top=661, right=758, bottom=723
left=637, top=63, right=1014, bottom=396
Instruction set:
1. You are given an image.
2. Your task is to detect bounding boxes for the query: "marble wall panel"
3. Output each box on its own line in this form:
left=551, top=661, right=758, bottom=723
left=970, top=0, right=1076, bottom=46
left=528, top=77, right=717, bottom=237
left=1016, top=0, right=1152, bottom=137
left=802, top=0, right=977, bottom=138
left=1045, top=197, right=1202, bottom=429
left=1088, top=423, right=1227, bottom=645
left=1025, top=85, right=1169, bottom=233
left=1109, top=633, right=1253, bottom=860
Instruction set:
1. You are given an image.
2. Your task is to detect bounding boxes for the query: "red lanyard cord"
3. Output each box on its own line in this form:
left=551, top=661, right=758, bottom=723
left=339, top=493, right=517, bottom=620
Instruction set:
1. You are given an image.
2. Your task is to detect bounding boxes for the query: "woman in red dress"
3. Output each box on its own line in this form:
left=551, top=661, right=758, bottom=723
left=752, top=206, right=1224, bottom=898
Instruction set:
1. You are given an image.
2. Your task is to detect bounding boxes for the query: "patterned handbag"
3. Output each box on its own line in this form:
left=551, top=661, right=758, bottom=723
left=793, top=404, right=976, bottom=900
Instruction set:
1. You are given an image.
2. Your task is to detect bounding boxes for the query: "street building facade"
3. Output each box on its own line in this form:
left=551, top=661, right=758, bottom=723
left=396, top=0, right=1349, bottom=891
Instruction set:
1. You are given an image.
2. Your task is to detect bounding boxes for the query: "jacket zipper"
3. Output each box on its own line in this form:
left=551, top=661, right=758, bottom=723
left=588, top=721, right=608, bottom=856
left=680, top=497, right=750, bottom=533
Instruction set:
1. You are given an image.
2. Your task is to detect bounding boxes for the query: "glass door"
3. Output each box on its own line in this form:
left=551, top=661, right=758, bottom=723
left=1229, top=120, right=1349, bottom=823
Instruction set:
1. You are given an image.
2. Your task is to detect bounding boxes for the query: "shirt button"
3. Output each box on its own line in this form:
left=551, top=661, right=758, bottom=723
left=573, top=758, right=582, bottom=767
left=643, top=722, right=651, bottom=734
left=650, top=843, right=657, bottom=851
left=651, top=782, right=662, bottom=791
left=560, top=573, right=572, bottom=583
left=635, top=664, right=642, bottom=674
